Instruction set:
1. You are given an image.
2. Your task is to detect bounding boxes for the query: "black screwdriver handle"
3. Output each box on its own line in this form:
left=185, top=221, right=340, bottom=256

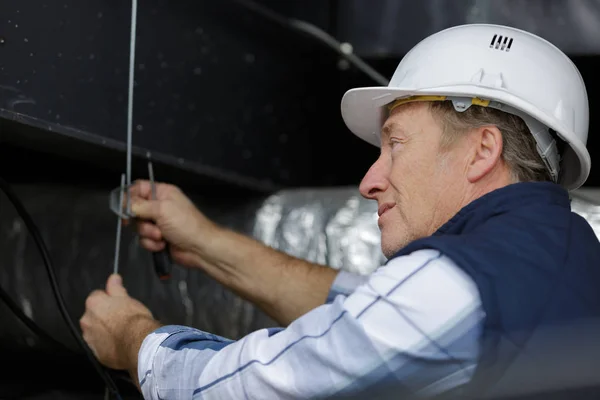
left=152, top=245, right=172, bottom=281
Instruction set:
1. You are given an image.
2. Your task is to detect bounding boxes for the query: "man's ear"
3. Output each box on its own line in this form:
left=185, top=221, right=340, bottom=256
left=466, top=126, right=504, bottom=183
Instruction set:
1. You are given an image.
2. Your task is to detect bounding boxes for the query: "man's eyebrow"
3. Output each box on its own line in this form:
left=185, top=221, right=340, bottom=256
left=382, top=122, right=402, bottom=138
left=382, top=123, right=394, bottom=138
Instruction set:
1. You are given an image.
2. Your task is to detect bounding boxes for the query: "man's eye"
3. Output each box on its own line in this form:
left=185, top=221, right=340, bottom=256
left=389, top=140, right=403, bottom=151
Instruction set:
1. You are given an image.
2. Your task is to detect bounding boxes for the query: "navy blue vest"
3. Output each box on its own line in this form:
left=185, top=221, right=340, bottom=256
left=391, top=182, right=600, bottom=399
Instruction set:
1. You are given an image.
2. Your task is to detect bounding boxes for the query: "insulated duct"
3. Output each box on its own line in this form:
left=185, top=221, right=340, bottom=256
left=1, top=183, right=599, bottom=353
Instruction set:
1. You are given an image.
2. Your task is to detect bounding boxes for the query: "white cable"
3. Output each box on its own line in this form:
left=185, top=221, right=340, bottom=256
left=126, top=0, right=138, bottom=215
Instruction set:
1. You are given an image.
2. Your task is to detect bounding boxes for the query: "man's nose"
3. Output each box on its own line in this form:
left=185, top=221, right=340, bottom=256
left=359, top=157, right=390, bottom=200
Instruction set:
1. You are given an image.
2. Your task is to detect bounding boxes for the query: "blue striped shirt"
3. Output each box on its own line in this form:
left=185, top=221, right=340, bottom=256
left=137, top=249, right=485, bottom=399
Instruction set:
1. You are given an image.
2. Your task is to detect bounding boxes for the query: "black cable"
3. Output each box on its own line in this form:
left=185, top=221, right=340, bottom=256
left=232, top=0, right=390, bottom=86
left=0, top=176, right=123, bottom=400
left=0, top=284, right=77, bottom=353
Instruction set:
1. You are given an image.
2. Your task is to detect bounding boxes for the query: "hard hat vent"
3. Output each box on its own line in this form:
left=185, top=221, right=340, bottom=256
left=489, top=34, right=514, bottom=52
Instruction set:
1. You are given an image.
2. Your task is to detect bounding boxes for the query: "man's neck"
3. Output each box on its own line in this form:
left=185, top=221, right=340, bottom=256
left=462, top=168, right=516, bottom=211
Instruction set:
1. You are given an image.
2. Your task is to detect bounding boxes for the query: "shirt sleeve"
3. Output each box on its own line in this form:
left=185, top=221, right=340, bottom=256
left=325, top=269, right=370, bottom=303
left=138, top=249, right=485, bottom=400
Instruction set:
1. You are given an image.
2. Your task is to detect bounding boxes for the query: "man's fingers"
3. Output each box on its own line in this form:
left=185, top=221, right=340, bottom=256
left=128, top=179, right=171, bottom=200
left=138, top=221, right=163, bottom=241
left=115, top=180, right=151, bottom=217
left=106, top=274, right=128, bottom=297
left=120, top=180, right=153, bottom=217
left=120, top=180, right=176, bottom=218
left=130, top=198, right=160, bottom=221
left=85, top=290, right=107, bottom=309
left=139, top=237, right=166, bottom=252
left=127, top=179, right=153, bottom=199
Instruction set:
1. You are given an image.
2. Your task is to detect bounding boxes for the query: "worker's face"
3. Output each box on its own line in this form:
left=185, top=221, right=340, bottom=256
left=359, top=102, right=469, bottom=258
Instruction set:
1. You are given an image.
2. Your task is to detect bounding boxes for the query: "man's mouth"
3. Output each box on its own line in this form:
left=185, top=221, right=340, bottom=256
left=378, top=203, right=395, bottom=217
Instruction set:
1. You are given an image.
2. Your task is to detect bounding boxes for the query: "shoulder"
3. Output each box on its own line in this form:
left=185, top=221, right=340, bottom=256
left=340, top=249, right=485, bottom=370
left=379, top=249, right=480, bottom=298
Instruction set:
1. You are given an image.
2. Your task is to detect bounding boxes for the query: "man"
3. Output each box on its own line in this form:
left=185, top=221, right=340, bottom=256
left=80, top=24, right=600, bottom=399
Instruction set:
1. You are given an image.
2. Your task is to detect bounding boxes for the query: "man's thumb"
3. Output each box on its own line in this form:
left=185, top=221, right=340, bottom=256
left=130, top=199, right=155, bottom=220
left=106, top=274, right=128, bottom=297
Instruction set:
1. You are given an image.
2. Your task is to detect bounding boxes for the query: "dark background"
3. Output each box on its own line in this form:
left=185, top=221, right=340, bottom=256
left=1, top=1, right=599, bottom=399
left=1, top=0, right=599, bottom=193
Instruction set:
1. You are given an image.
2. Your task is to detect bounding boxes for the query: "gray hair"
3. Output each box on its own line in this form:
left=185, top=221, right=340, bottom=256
left=429, top=101, right=552, bottom=183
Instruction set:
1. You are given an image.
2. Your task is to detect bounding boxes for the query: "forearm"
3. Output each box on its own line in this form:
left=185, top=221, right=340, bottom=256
left=190, top=226, right=339, bottom=326
left=120, top=315, right=163, bottom=390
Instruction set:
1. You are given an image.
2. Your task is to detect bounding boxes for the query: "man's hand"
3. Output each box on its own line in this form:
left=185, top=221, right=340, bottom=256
left=127, top=180, right=219, bottom=269
left=80, top=274, right=161, bottom=374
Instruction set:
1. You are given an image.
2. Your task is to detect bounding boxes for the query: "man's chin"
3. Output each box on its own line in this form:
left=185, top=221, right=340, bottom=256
left=380, top=234, right=410, bottom=259
left=381, top=242, right=399, bottom=259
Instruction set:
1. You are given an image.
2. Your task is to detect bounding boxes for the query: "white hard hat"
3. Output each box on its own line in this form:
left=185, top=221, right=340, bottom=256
left=341, top=24, right=591, bottom=190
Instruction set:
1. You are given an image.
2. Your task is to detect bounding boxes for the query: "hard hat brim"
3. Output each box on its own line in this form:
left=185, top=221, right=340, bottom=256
left=340, top=86, right=591, bottom=190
